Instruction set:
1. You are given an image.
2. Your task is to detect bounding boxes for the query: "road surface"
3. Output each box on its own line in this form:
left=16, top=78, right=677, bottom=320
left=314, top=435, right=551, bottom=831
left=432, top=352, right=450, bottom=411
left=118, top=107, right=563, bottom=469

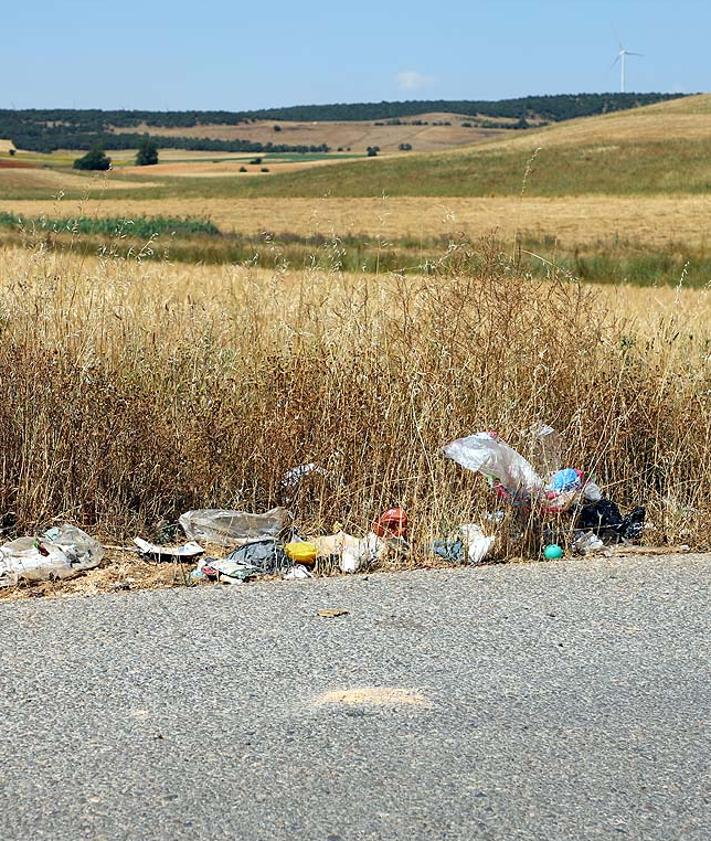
left=1, top=553, right=709, bottom=840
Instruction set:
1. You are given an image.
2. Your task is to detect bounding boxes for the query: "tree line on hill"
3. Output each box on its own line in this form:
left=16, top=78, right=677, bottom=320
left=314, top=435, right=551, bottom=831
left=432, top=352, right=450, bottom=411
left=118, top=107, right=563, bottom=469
left=11, top=126, right=330, bottom=155
left=0, top=93, right=686, bottom=153
left=235, top=93, right=685, bottom=122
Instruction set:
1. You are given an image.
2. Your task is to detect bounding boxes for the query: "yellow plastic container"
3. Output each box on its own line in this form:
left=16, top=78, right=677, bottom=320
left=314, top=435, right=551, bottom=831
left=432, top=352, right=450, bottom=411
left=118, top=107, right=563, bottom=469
left=285, top=541, right=318, bottom=567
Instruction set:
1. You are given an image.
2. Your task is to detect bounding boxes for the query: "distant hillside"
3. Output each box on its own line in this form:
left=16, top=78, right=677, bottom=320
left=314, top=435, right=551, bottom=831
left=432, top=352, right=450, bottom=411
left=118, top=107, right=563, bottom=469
left=0, top=93, right=687, bottom=153
left=230, top=93, right=686, bottom=122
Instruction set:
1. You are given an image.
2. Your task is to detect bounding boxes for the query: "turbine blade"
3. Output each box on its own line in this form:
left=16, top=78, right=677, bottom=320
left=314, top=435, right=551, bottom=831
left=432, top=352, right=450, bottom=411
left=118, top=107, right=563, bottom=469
left=627, top=51, right=644, bottom=56
left=609, top=55, right=621, bottom=69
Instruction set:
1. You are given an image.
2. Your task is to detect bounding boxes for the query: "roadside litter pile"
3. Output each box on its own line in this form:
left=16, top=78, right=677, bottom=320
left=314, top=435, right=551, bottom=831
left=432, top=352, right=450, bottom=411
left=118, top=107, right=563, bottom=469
left=0, top=423, right=663, bottom=593
left=441, top=425, right=646, bottom=563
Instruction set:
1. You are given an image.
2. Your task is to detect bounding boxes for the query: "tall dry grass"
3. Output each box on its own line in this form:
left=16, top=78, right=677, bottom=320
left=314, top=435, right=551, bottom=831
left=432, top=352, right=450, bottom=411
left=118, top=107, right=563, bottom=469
left=0, top=240, right=708, bottom=552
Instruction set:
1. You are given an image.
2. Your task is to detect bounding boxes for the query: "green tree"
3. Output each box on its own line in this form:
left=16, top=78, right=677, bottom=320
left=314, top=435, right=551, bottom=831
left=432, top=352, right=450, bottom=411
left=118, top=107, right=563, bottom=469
left=135, top=137, right=159, bottom=166
left=367, top=146, right=380, bottom=157
left=73, top=146, right=111, bottom=171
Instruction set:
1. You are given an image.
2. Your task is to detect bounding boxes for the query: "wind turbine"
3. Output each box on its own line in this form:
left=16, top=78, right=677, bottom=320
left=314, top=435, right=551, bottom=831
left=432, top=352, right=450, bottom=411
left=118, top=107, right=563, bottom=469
left=611, top=44, right=643, bottom=93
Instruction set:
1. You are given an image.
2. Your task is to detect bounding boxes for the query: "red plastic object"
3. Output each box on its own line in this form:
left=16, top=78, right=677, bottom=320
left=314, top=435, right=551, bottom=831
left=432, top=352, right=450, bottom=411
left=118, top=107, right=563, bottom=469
left=373, top=507, right=408, bottom=538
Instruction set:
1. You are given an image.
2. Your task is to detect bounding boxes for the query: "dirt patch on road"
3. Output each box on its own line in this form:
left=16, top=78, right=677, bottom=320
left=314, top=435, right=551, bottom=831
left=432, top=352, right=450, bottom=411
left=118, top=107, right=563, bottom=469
left=313, top=687, right=432, bottom=708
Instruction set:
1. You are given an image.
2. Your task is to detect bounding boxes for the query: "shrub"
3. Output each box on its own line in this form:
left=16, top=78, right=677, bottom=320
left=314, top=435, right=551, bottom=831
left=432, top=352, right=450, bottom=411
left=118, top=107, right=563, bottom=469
left=135, top=137, right=159, bottom=166
left=73, top=146, right=111, bottom=171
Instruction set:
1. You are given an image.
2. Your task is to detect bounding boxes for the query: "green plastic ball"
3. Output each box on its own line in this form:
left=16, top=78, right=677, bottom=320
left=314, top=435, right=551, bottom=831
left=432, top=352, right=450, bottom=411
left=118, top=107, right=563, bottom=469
left=543, top=543, right=564, bottom=560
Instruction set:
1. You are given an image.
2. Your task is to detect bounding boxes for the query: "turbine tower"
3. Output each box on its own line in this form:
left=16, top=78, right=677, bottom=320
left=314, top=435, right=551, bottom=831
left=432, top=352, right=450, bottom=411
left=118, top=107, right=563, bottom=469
left=611, top=44, right=643, bottom=93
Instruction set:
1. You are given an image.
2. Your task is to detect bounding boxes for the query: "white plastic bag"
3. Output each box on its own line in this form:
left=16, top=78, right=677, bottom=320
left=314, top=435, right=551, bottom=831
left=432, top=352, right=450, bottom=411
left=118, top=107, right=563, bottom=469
left=0, top=524, right=105, bottom=587
left=179, top=507, right=291, bottom=547
left=458, top=524, right=496, bottom=565
left=443, top=432, right=544, bottom=495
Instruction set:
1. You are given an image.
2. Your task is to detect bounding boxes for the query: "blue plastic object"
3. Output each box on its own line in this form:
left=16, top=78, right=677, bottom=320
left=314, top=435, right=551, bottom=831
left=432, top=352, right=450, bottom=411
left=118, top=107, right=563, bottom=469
left=549, top=468, right=581, bottom=493
left=543, top=543, right=564, bottom=560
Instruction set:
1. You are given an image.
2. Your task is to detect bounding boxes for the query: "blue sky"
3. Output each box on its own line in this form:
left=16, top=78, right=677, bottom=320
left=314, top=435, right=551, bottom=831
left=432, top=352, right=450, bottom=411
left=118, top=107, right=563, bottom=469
left=2, top=0, right=707, bottom=109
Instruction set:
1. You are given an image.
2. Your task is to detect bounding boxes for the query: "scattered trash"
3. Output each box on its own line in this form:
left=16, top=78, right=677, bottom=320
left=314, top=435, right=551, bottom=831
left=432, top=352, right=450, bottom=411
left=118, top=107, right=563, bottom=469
left=178, top=507, right=291, bottom=547
left=444, top=426, right=647, bottom=555
left=576, top=500, right=645, bottom=542
left=432, top=523, right=495, bottom=565
left=280, top=463, right=329, bottom=504
left=372, top=507, right=408, bottom=538
left=223, top=539, right=289, bottom=574
left=283, top=564, right=313, bottom=580
left=133, top=538, right=204, bottom=561
left=0, top=421, right=668, bottom=597
left=210, top=558, right=262, bottom=583
left=317, top=608, right=349, bottom=618
left=285, top=541, right=318, bottom=567
left=443, top=431, right=543, bottom=500
left=530, top=421, right=562, bottom=475
left=314, top=530, right=386, bottom=574
left=0, top=524, right=105, bottom=587
left=573, top=531, right=605, bottom=555
left=460, top=524, right=496, bottom=564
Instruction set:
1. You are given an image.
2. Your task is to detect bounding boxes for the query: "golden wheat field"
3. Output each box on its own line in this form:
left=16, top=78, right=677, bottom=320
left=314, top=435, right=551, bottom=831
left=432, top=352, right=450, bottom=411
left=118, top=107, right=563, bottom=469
left=0, top=242, right=708, bottom=561
left=5, top=193, right=711, bottom=248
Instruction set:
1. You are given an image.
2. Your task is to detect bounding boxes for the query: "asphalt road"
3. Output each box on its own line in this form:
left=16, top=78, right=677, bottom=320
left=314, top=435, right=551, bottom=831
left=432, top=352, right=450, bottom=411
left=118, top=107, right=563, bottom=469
left=1, top=553, right=709, bottom=841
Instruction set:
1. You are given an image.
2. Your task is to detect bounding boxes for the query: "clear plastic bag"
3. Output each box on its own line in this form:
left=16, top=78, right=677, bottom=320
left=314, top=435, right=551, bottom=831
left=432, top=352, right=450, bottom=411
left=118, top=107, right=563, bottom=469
left=443, top=432, right=544, bottom=495
left=0, top=524, right=104, bottom=587
left=178, top=507, right=291, bottom=547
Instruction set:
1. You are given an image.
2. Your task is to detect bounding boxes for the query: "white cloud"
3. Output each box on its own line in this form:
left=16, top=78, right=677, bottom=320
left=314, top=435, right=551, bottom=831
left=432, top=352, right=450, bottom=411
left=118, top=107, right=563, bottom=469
left=395, top=70, right=434, bottom=93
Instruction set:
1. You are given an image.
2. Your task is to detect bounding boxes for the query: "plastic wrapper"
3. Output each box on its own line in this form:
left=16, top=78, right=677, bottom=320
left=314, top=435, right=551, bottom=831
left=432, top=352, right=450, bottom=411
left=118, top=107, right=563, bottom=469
left=179, top=507, right=291, bottom=547
left=432, top=523, right=495, bottom=565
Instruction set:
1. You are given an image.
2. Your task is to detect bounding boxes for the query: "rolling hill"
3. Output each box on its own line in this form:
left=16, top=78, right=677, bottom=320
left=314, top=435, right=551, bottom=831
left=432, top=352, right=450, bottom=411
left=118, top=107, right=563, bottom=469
left=209, top=93, right=711, bottom=198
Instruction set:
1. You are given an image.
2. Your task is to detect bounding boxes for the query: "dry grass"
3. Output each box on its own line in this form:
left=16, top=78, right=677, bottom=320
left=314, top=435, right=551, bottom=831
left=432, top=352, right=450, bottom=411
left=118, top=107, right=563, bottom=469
left=0, top=166, right=160, bottom=196
left=116, top=156, right=356, bottom=178
left=0, top=242, right=708, bottom=560
left=426, top=93, right=711, bottom=155
left=4, top=194, right=711, bottom=248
